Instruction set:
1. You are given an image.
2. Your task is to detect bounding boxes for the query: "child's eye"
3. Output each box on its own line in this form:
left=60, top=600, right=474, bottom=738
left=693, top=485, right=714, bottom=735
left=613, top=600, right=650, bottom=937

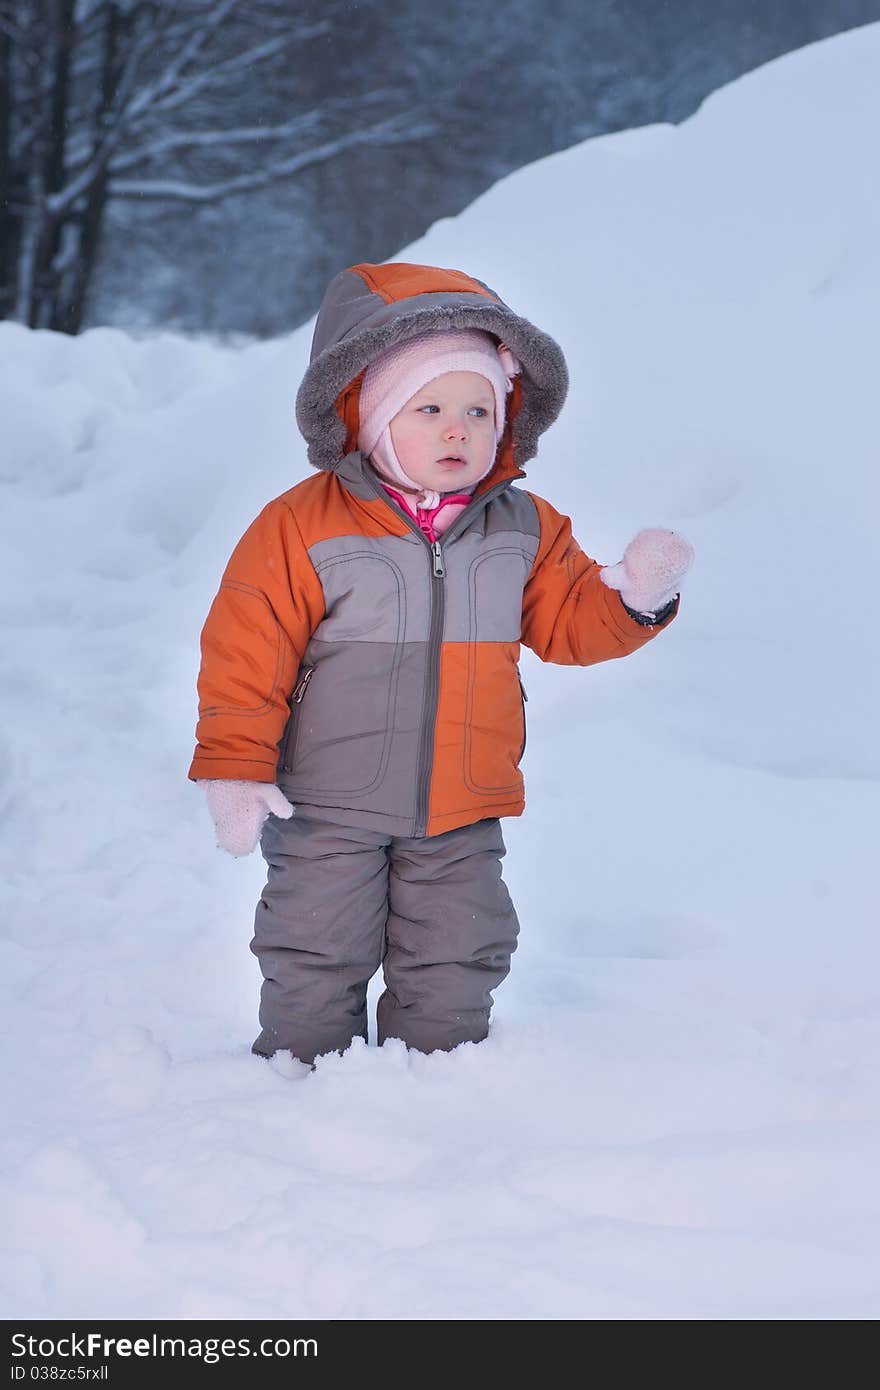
left=418, top=405, right=489, bottom=416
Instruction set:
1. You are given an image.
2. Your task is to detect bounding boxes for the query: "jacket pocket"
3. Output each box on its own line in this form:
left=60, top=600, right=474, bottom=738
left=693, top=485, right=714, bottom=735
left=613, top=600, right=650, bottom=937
left=281, top=644, right=403, bottom=796
left=279, top=665, right=315, bottom=774
left=280, top=550, right=405, bottom=798
left=463, top=647, right=524, bottom=796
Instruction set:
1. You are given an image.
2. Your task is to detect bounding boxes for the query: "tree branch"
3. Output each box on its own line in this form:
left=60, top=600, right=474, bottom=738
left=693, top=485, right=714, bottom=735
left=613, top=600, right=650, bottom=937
left=105, top=111, right=324, bottom=170
left=130, top=26, right=328, bottom=123
left=0, top=11, right=42, bottom=66
left=42, top=20, right=160, bottom=216
left=151, top=0, right=242, bottom=97
left=108, top=82, right=409, bottom=169
left=109, top=113, right=440, bottom=203
left=45, top=9, right=336, bottom=208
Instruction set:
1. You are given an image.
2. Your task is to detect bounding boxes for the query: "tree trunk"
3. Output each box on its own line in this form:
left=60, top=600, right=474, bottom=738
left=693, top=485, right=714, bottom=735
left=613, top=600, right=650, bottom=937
left=58, top=190, right=102, bottom=334
left=13, top=164, right=47, bottom=325
left=0, top=24, right=17, bottom=319
left=29, top=0, right=76, bottom=329
left=52, top=0, right=127, bottom=333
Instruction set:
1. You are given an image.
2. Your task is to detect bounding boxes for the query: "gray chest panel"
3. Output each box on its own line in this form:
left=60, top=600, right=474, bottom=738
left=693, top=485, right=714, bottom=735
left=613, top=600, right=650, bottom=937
left=442, top=530, right=537, bottom=642
left=308, top=533, right=427, bottom=643
left=306, top=489, right=539, bottom=645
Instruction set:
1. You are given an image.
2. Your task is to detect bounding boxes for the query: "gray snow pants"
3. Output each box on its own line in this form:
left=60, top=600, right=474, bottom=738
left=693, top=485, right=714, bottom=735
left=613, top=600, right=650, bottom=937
left=250, top=811, right=520, bottom=1065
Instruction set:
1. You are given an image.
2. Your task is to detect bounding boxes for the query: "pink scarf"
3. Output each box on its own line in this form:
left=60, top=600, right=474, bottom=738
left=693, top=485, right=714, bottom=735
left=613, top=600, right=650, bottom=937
left=378, top=483, right=474, bottom=543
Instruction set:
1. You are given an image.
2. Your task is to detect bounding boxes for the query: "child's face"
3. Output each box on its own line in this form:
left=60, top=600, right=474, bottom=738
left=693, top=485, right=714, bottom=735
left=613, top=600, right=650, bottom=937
left=388, top=371, right=497, bottom=492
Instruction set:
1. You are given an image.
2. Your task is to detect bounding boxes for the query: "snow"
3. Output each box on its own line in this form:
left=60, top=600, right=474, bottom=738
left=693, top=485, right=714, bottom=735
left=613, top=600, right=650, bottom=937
left=2, top=24, right=879, bottom=1320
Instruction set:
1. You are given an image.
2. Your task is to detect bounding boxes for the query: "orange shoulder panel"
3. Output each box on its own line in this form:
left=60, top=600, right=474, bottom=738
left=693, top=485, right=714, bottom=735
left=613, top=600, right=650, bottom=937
left=278, top=469, right=411, bottom=547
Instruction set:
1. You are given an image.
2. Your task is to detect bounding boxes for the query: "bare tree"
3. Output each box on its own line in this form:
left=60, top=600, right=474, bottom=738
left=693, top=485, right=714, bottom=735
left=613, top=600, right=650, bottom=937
left=0, top=0, right=438, bottom=333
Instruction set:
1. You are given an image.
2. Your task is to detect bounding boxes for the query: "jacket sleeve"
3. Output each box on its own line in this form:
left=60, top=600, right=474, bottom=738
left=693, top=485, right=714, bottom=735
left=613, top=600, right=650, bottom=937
left=188, top=497, right=325, bottom=782
left=521, top=492, right=679, bottom=665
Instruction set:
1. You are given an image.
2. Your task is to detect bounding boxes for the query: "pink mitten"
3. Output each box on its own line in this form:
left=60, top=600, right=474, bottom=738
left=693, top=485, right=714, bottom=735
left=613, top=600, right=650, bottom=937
left=198, top=779, right=294, bottom=858
left=600, top=528, right=694, bottom=616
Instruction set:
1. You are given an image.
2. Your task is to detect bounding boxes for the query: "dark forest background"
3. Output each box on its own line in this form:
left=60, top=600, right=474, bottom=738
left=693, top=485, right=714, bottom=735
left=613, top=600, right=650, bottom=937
left=3, top=0, right=879, bottom=337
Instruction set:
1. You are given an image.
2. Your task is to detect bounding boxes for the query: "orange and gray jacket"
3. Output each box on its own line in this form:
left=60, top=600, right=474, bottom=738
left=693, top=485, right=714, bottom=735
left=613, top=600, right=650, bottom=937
left=188, top=261, right=678, bottom=838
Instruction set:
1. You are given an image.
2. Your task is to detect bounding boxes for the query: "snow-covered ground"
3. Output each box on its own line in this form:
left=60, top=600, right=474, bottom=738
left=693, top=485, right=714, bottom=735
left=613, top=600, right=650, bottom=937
left=1, top=24, right=878, bottom=1320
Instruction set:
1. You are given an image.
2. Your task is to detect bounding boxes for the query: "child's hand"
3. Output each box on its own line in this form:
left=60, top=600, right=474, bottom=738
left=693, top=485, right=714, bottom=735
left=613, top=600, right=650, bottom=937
left=198, top=779, right=295, bottom=857
left=600, top=528, right=694, bottom=615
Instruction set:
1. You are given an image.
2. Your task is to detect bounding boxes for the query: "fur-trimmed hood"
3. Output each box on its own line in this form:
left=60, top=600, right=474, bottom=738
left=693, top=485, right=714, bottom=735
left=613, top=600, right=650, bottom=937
left=295, top=262, right=569, bottom=483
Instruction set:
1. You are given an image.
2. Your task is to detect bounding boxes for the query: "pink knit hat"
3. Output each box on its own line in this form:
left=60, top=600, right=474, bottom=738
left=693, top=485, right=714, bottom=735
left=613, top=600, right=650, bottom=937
left=357, top=328, right=520, bottom=457
left=357, top=327, right=521, bottom=505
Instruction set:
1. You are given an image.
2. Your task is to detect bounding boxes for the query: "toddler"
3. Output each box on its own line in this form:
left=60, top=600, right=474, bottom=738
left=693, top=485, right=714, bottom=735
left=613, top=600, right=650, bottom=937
left=189, top=260, right=693, bottom=1066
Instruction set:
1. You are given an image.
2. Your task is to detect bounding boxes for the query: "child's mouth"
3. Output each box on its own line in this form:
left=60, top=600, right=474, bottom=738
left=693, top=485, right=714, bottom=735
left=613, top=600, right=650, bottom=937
left=438, top=457, right=467, bottom=466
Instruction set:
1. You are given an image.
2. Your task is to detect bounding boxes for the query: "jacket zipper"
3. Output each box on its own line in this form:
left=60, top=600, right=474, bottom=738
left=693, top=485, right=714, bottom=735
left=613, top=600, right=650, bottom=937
left=281, top=665, right=315, bottom=773
left=413, top=540, right=446, bottom=835
left=291, top=666, right=315, bottom=703
left=361, top=466, right=517, bottom=837
left=517, top=668, right=528, bottom=761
